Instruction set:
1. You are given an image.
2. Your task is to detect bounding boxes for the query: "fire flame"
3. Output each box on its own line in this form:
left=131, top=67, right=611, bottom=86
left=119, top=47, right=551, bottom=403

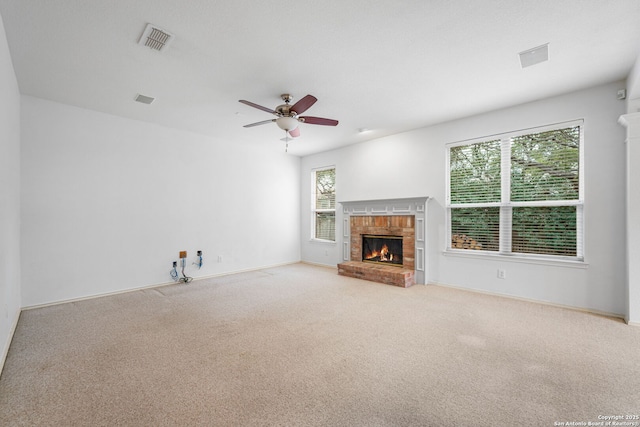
left=380, top=244, right=389, bottom=261
left=366, top=244, right=394, bottom=262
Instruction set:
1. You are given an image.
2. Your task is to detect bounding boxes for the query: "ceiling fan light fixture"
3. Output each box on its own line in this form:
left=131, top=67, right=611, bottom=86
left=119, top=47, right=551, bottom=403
left=276, top=116, right=299, bottom=131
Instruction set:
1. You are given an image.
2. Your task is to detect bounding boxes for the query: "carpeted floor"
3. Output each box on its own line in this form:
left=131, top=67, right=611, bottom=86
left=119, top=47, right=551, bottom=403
left=1, top=263, right=639, bottom=426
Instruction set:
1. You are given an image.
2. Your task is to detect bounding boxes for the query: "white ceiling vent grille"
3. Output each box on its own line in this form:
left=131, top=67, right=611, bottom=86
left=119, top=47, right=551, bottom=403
left=519, top=43, right=549, bottom=68
left=138, top=23, right=174, bottom=52
left=135, top=94, right=155, bottom=104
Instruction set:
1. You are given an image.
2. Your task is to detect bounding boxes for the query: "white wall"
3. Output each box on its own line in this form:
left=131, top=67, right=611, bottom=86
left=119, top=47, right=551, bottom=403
left=0, top=11, right=21, bottom=373
left=301, top=81, right=628, bottom=316
left=21, top=96, right=301, bottom=307
left=624, top=59, right=640, bottom=324
left=627, top=54, right=640, bottom=109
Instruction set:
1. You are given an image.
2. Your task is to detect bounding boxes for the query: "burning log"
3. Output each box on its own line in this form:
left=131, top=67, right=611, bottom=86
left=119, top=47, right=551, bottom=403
left=452, top=234, right=482, bottom=250
left=362, top=235, right=403, bottom=265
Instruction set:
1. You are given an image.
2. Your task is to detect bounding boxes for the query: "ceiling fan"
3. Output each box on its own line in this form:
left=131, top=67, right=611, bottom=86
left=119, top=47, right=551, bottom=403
left=238, top=94, right=339, bottom=139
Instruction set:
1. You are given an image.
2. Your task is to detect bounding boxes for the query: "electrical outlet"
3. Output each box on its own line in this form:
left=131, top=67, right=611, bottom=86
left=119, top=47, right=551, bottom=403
left=497, top=269, right=506, bottom=279
left=217, top=255, right=223, bottom=263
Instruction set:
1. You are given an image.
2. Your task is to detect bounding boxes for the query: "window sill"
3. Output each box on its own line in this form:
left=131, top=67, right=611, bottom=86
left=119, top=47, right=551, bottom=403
left=442, top=249, right=588, bottom=269
left=309, top=238, right=336, bottom=245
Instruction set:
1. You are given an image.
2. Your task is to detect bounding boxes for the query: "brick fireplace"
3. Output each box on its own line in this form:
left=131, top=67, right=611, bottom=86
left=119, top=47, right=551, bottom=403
left=337, top=197, right=429, bottom=287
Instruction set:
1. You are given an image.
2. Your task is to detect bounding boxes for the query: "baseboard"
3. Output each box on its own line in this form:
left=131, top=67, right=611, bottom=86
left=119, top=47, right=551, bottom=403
left=300, top=260, right=338, bottom=269
left=200, top=261, right=302, bottom=277
left=429, top=281, right=626, bottom=322
left=22, top=261, right=302, bottom=311
left=0, top=308, right=21, bottom=379
left=22, top=280, right=179, bottom=311
left=626, top=318, right=640, bottom=327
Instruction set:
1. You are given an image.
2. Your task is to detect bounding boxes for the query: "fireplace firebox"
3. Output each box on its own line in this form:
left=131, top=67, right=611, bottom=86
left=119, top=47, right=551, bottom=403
left=362, top=235, right=403, bottom=266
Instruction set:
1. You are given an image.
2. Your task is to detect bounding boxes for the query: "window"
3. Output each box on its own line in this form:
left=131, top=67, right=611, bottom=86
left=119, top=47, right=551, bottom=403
left=312, top=167, right=336, bottom=241
left=446, top=121, right=583, bottom=260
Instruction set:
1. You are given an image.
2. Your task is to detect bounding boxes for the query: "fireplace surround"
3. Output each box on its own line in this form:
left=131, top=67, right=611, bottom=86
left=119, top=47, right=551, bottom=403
left=338, top=197, right=429, bottom=287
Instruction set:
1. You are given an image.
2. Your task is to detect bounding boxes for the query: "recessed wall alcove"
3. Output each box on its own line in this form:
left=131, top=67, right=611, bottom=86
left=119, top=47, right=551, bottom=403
left=338, top=197, right=430, bottom=287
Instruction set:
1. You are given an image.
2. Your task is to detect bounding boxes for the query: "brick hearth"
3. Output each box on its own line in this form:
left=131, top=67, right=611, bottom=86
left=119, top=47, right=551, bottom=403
left=338, top=261, right=415, bottom=287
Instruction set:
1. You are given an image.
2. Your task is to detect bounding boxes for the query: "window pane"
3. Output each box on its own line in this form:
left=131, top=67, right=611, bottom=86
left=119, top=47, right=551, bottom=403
left=315, top=168, right=335, bottom=209
left=512, top=206, right=576, bottom=256
left=450, top=207, right=499, bottom=251
left=450, top=140, right=501, bottom=204
left=315, top=212, right=335, bottom=241
left=511, top=126, right=580, bottom=202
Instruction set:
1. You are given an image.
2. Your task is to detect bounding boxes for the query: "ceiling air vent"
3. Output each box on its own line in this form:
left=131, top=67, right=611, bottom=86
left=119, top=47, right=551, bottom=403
left=138, top=23, right=174, bottom=52
left=519, top=43, right=549, bottom=68
left=135, top=94, right=155, bottom=104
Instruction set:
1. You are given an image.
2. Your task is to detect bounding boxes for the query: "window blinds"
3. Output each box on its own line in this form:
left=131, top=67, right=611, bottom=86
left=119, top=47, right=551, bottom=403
left=511, top=206, right=577, bottom=256
left=510, top=127, right=580, bottom=203
left=315, top=168, right=336, bottom=210
left=314, top=167, right=336, bottom=242
left=450, top=207, right=500, bottom=252
left=449, top=140, right=501, bottom=204
left=315, top=212, right=336, bottom=241
left=447, top=122, right=583, bottom=259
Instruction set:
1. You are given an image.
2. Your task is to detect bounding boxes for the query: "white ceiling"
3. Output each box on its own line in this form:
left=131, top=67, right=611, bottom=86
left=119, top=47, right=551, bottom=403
left=1, top=0, right=639, bottom=156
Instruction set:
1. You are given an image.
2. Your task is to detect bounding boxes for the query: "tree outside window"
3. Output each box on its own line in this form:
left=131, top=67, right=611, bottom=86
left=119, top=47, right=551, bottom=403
left=447, top=122, right=583, bottom=259
left=313, top=167, right=335, bottom=241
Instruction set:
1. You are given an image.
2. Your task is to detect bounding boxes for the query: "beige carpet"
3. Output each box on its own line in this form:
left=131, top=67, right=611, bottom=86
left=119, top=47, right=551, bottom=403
left=1, top=263, right=639, bottom=426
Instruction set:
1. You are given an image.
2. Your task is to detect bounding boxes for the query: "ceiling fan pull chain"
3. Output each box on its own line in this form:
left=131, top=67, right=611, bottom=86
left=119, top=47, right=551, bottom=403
left=285, top=130, right=289, bottom=152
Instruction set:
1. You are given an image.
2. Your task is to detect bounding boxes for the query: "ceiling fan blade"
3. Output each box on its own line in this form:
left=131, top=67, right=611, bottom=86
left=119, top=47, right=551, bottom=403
left=300, top=116, right=339, bottom=126
left=243, top=119, right=275, bottom=128
left=239, top=100, right=277, bottom=115
left=290, top=94, right=317, bottom=115
left=288, top=127, right=301, bottom=138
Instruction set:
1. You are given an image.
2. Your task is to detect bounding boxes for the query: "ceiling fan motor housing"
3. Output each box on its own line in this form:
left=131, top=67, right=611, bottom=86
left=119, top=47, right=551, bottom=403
left=276, top=94, right=297, bottom=116
left=276, top=104, right=293, bottom=116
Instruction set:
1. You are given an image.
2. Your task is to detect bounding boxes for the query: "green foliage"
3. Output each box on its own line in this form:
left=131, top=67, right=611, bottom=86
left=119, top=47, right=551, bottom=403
left=511, top=127, right=579, bottom=202
left=451, top=207, right=499, bottom=251
left=449, top=126, right=580, bottom=256
left=450, top=140, right=501, bottom=204
left=315, top=168, right=336, bottom=209
left=315, top=212, right=336, bottom=241
left=315, top=168, right=336, bottom=241
left=512, top=207, right=576, bottom=256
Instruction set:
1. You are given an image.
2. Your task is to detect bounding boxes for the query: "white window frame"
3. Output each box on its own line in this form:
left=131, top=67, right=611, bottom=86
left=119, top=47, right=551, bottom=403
left=311, top=166, right=336, bottom=242
left=445, top=120, right=585, bottom=263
